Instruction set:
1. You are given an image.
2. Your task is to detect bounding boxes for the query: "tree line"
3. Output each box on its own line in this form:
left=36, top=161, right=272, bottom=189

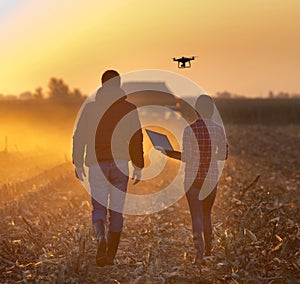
left=216, top=90, right=300, bottom=99
left=0, top=78, right=86, bottom=101
left=2, top=79, right=300, bottom=101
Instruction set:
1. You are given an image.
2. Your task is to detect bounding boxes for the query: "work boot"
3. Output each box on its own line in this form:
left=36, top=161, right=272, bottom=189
left=106, top=231, right=121, bottom=265
left=192, top=233, right=204, bottom=265
left=94, top=220, right=107, bottom=267
left=204, top=232, right=213, bottom=256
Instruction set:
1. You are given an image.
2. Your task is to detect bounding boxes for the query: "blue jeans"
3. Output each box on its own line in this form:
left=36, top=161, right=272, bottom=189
left=88, top=160, right=129, bottom=232
left=185, top=184, right=217, bottom=252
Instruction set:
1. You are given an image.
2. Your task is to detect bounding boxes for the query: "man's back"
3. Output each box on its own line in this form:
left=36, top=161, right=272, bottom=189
left=72, top=86, right=144, bottom=169
left=95, top=96, right=144, bottom=169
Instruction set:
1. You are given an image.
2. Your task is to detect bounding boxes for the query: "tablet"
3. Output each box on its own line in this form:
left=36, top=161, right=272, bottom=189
left=145, top=129, right=174, bottom=151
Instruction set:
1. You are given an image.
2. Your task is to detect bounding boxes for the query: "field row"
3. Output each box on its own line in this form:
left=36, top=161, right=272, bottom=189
left=0, top=126, right=299, bottom=283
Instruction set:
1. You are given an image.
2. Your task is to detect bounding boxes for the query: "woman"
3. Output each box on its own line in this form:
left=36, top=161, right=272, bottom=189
left=162, top=95, right=228, bottom=263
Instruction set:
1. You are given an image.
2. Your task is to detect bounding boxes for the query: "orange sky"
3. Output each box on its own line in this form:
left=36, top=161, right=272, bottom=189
left=1, top=0, right=300, bottom=97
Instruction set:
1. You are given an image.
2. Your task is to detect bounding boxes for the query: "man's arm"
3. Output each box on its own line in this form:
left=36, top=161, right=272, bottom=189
left=128, top=107, right=144, bottom=169
left=129, top=128, right=144, bottom=169
left=128, top=109, right=144, bottom=185
left=72, top=106, right=88, bottom=179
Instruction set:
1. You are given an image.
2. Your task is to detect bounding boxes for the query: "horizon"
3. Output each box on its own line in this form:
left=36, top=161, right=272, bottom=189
left=1, top=75, right=299, bottom=100
left=1, top=1, right=300, bottom=97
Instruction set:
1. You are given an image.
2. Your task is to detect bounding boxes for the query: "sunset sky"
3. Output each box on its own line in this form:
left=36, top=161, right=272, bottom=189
left=1, top=0, right=300, bottom=97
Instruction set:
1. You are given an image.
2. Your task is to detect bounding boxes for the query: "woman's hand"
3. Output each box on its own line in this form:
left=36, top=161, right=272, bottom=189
left=156, top=147, right=182, bottom=160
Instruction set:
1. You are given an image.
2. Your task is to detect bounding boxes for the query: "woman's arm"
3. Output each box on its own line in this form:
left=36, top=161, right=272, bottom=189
left=164, top=150, right=182, bottom=160
left=217, top=127, right=228, bottom=160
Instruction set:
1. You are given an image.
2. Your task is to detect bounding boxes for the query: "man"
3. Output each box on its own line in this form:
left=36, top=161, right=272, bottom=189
left=72, top=70, right=144, bottom=266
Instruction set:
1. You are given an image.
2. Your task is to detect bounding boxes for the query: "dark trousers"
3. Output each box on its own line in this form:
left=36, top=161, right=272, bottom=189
left=185, top=184, right=217, bottom=252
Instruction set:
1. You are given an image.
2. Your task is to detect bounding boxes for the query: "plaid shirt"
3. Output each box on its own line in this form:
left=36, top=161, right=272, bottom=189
left=182, top=118, right=228, bottom=185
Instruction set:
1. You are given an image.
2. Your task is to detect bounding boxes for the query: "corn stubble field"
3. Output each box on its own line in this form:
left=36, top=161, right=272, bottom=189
left=0, top=99, right=299, bottom=283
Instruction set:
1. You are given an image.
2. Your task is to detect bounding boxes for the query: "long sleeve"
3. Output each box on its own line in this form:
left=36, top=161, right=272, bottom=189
left=165, top=150, right=181, bottom=160
left=72, top=106, right=88, bottom=167
left=129, top=110, right=144, bottom=169
left=217, top=127, right=228, bottom=160
left=181, top=126, right=193, bottom=163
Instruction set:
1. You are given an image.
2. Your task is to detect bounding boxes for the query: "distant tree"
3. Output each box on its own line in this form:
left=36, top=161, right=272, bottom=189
left=268, top=90, right=274, bottom=98
left=277, top=92, right=289, bottom=99
left=233, top=93, right=246, bottom=99
left=34, top=87, right=44, bottom=100
left=19, top=91, right=33, bottom=100
left=70, top=88, right=83, bottom=99
left=291, top=93, right=300, bottom=98
left=216, top=91, right=232, bottom=99
left=48, top=78, right=70, bottom=101
left=5, top=95, right=17, bottom=100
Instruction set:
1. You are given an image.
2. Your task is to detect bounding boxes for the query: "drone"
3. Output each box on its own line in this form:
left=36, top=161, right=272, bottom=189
left=173, top=56, right=196, bottom=68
